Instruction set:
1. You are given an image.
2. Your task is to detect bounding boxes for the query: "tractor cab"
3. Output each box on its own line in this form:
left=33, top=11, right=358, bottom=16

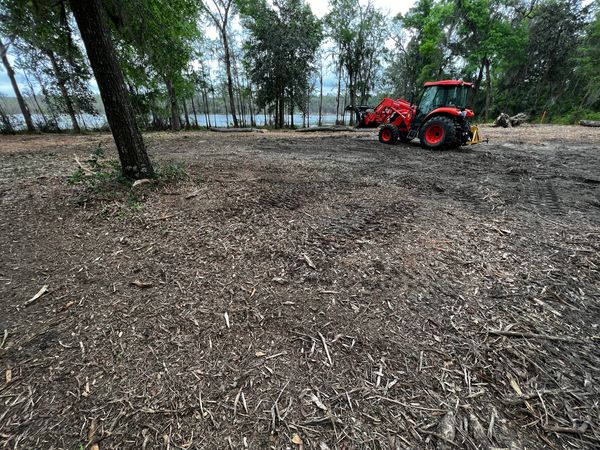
left=412, top=80, right=472, bottom=129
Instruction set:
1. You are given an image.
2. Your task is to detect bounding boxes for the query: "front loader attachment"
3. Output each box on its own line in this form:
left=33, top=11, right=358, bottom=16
left=345, top=105, right=377, bottom=128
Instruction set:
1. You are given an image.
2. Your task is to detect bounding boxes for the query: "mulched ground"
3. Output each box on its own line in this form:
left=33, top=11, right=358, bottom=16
left=0, top=125, right=599, bottom=449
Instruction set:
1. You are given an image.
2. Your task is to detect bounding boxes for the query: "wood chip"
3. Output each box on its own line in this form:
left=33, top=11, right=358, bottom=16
left=309, top=393, right=327, bottom=411
left=24, top=285, right=49, bottom=307
left=5, top=369, right=12, bottom=384
left=131, top=280, right=153, bottom=288
left=132, top=178, right=151, bottom=188
left=291, top=434, right=303, bottom=445
left=302, top=253, right=316, bottom=269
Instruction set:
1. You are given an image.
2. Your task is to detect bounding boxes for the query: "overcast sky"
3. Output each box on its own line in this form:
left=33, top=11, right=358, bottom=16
left=0, top=0, right=415, bottom=97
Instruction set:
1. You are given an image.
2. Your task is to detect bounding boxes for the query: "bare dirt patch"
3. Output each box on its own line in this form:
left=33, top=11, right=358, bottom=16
left=1, top=125, right=599, bottom=449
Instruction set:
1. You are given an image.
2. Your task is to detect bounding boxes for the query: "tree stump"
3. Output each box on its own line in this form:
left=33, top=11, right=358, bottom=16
left=494, top=112, right=529, bottom=128
left=494, top=113, right=511, bottom=128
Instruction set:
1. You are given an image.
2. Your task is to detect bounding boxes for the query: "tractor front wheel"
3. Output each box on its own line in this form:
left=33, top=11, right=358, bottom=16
left=419, top=116, right=457, bottom=149
left=378, top=124, right=400, bottom=145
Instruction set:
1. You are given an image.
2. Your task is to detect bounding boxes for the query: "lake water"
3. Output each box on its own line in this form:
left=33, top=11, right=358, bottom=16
left=5, top=112, right=351, bottom=131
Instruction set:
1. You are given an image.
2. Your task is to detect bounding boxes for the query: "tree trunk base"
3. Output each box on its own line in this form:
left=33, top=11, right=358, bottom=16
left=494, top=112, right=529, bottom=128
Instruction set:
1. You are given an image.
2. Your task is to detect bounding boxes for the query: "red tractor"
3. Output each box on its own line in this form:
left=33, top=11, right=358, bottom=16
left=348, top=80, right=482, bottom=149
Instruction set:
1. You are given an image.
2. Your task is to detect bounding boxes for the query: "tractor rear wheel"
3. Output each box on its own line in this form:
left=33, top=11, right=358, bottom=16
left=378, top=124, right=400, bottom=145
left=419, top=116, right=457, bottom=149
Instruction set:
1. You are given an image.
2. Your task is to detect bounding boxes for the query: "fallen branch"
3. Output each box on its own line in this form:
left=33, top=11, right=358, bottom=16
left=487, top=329, right=587, bottom=344
left=24, top=285, right=49, bottom=307
left=208, top=127, right=264, bottom=133
left=318, top=332, right=333, bottom=366
left=295, top=126, right=360, bottom=132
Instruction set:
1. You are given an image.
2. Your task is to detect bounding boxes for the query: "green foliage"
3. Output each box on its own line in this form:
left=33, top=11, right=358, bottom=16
left=550, top=108, right=600, bottom=124
left=1, top=0, right=99, bottom=122
left=386, top=0, right=599, bottom=120
left=154, top=161, right=189, bottom=181
left=67, top=147, right=127, bottom=187
left=326, top=0, right=388, bottom=112
left=103, top=0, right=201, bottom=128
left=577, top=0, right=600, bottom=108
left=240, top=0, right=322, bottom=128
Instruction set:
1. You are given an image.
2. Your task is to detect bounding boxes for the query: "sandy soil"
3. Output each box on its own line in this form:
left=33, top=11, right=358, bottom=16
left=0, top=124, right=599, bottom=449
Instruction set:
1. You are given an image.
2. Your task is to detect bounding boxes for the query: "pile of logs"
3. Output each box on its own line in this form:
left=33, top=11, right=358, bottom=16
left=493, top=112, right=529, bottom=128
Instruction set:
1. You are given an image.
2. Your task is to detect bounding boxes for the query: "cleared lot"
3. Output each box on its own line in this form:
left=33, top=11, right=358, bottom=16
left=1, top=125, right=599, bottom=449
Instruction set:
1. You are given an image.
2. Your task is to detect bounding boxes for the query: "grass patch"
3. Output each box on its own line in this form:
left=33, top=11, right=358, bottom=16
left=155, top=161, right=189, bottom=182
left=68, top=148, right=190, bottom=212
left=550, top=108, right=600, bottom=124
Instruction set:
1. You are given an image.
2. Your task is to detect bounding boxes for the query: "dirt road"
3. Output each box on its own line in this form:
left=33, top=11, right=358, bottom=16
left=1, top=125, right=599, bottom=449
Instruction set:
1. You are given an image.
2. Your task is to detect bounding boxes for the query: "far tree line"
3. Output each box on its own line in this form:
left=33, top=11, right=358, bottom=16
left=1, top=0, right=599, bottom=135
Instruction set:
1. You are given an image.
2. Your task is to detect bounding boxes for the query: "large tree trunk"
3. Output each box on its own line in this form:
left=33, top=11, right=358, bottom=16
left=221, top=29, right=239, bottom=128
left=47, top=50, right=80, bottom=132
left=0, top=41, right=36, bottom=132
left=165, top=78, right=181, bottom=130
left=69, top=0, right=154, bottom=179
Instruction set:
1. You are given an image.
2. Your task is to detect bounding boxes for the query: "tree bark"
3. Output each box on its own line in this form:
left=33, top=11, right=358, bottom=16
left=69, top=0, right=153, bottom=179
left=0, top=40, right=36, bottom=132
left=190, top=95, right=199, bottom=128
left=165, top=78, right=181, bottom=130
left=335, top=59, right=342, bottom=124
left=248, top=84, right=256, bottom=127
left=348, top=70, right=356, bottom=126
left=221, top=85, right=230, bottom=127
left=182, top=98, right=190, bottom=128
left=221, top=28, right=239, bottom=128
left=47, top=50, right=80, bottom=132
left=484, top=58, right=491, bottom=122
left=318, top=63, right=323, bottom=127
left=25, top=73, right=48, bottom=127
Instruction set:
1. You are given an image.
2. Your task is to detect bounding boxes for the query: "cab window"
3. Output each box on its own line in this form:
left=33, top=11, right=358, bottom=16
left=418, top=86, right=440, bottom=114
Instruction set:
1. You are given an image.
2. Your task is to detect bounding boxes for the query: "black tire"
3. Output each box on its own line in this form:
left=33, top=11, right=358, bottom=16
left=419, top=116, right=458, bottom=149
left=378, top=124, right=400, bottom=145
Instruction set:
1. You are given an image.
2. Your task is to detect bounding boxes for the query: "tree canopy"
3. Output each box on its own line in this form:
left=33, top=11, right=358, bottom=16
left=0, top=0, right=598, bottom=137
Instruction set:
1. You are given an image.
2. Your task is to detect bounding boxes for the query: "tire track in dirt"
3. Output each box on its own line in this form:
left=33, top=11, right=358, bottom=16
left=523, top=178, right=562, bottom=215
left=308, top=201, right=415, bottom=254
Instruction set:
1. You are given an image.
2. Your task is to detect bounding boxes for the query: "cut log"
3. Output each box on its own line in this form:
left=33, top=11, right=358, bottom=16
left=209, top=127, right=265, bottom=133
left=580, top=120, right=600, bottom=127
left=509, top=112, right=529, bottom=126
left=295, top=126, right=360, bottom=132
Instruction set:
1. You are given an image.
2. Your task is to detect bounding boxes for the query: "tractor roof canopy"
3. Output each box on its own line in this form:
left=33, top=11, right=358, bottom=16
left=423, top=80, right=473, bottom=88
